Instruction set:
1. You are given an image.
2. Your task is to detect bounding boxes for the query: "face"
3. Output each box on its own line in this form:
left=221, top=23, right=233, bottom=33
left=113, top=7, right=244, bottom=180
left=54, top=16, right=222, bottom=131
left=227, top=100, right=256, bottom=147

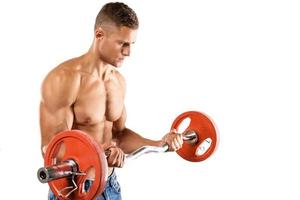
left=95, top=25, right=137, bottom=68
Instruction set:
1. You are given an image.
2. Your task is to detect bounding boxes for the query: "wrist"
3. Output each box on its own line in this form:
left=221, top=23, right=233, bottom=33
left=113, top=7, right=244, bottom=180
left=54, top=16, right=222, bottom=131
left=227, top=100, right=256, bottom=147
left=156, top=140, right=166, bottom=147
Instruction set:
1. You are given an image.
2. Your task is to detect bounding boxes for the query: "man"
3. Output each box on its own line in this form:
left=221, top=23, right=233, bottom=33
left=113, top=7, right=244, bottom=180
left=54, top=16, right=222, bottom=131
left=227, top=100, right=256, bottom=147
left=40, top=2, right=183, bottom=200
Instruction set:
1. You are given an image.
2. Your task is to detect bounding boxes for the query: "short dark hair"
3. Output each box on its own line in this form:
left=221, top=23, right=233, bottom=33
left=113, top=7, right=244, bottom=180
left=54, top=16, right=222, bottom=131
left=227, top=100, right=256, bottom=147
left=94, top=2, right=139, bottom=30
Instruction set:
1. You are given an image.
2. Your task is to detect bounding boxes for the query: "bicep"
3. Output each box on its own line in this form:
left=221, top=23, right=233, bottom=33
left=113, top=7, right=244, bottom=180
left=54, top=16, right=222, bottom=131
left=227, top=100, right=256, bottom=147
left=39, top=70, right=79, bottom=146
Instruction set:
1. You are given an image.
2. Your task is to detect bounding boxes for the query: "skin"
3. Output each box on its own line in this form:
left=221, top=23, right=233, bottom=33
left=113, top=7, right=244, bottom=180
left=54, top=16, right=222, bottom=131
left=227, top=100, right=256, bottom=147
left=40, top=24, right=183, bottom=178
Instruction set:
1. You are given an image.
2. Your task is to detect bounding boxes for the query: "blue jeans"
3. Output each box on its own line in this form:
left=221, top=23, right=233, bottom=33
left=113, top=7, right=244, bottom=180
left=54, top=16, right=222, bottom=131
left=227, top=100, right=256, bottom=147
left=48, top=170, right=122, bottom=200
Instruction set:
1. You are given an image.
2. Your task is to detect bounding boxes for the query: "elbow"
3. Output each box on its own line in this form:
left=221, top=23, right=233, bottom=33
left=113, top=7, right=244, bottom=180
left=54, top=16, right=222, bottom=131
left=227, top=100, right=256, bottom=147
left=112, top=128, right=127, bottom=146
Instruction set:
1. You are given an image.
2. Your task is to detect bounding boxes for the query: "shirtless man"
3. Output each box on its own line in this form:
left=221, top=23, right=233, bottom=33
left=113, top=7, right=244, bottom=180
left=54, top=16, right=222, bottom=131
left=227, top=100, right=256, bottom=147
left=40, top=2, right=183, bottom=200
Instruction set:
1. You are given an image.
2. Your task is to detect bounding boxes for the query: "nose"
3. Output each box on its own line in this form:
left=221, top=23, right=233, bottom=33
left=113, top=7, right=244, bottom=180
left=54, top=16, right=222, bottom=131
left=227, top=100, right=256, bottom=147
left=122, top=46, right=130, bottom=57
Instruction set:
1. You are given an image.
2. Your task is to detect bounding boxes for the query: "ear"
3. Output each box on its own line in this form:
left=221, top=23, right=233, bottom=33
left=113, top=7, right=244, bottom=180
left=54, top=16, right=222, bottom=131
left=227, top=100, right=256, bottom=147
left=95, top=27, right=105, bottom=40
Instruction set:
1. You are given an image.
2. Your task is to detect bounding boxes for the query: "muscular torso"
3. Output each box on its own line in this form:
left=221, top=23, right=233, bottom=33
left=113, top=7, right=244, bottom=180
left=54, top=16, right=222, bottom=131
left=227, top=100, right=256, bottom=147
left=72, top=64, right=125, bottom=144
left=40, top=55, right=126, bottom=176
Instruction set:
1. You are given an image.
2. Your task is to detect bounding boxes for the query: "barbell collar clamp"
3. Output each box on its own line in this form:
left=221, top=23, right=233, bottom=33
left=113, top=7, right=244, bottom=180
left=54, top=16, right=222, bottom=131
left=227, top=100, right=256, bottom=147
left=37, top=160, right=78, bottom=183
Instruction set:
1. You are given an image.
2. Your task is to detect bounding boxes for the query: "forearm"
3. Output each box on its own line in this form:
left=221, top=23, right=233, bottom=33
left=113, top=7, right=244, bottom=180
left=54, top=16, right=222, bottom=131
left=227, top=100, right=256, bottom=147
left=114, top=128, right=164, bottom=154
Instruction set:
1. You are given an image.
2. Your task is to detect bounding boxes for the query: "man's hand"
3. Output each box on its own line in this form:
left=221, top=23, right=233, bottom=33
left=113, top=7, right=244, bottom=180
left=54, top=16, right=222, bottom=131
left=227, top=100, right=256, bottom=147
left=42, top=145, right=48, bottom=157
left=162, top=129, right=183, bottom=151
left=103, top=142, right=125, bottom=168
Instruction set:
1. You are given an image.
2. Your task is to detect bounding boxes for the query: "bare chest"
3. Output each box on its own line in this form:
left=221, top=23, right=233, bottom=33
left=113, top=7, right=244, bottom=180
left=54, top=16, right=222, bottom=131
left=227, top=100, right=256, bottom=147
left=73, top=74, right=124, bottom=126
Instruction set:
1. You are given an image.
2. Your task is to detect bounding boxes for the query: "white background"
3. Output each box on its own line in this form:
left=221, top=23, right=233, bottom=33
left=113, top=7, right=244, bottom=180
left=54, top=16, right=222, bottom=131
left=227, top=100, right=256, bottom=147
left=0, top=0, right=299, bottom=199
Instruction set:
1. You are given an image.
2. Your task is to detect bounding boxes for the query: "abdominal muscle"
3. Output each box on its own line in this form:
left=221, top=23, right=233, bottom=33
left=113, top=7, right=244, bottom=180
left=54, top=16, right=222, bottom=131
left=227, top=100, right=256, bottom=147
left=73, top=119, right=115, bottom=180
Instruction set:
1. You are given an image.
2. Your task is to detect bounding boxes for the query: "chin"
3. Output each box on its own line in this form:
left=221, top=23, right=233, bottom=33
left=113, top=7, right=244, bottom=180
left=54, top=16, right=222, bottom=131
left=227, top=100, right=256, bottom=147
left=111, top=64, right=120, bottom=68
left=114, top=62, right=123, bottom=68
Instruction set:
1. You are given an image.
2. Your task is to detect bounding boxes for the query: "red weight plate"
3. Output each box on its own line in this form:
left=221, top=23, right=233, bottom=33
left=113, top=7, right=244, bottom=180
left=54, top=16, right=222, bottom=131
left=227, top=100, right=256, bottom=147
left=44, top=130, right=108, bottom=200
left=171, top=111, right=218, bottom=162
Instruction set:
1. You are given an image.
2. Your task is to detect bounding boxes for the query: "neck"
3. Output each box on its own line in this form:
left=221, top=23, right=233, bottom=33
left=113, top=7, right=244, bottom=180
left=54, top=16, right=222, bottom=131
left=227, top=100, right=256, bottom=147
left=83, top=41, right=110, bottom=77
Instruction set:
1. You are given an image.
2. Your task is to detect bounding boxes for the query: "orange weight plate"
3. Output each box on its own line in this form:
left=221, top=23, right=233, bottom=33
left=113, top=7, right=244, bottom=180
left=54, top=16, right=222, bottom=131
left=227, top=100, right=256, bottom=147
left=44, top=130, right=108, bottom=200
left=171, top=111, right=218, bottom=162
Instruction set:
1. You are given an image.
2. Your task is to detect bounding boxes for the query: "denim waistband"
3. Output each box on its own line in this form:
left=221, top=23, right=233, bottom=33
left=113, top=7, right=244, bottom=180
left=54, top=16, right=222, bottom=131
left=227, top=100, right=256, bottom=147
left=107, top=169, right=117, bottom=184
left=84, top=169, right=118, bottom=192
left=107, top=169, right=120, bottom=192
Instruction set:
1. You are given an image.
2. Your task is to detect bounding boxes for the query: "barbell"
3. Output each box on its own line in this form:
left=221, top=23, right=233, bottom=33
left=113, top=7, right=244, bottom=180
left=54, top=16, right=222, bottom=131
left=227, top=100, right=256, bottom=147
left=37, top=111, right=218, bottom=200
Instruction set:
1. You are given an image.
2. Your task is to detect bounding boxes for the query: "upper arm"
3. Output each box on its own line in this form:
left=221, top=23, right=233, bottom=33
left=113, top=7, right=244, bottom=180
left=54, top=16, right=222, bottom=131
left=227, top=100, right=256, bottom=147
left=39, top=68, right=80, bottom=147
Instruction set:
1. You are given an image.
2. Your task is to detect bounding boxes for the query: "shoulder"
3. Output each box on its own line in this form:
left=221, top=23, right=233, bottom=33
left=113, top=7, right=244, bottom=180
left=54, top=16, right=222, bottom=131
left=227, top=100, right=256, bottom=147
left=42, top=58, right=82, bottom=92
left=41, top=58, right=82, bottom=109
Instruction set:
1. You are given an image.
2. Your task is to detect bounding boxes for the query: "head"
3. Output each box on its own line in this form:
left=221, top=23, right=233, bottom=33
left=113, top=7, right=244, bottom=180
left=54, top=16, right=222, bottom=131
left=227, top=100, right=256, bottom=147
left=94, top=2, right=139, bottom=67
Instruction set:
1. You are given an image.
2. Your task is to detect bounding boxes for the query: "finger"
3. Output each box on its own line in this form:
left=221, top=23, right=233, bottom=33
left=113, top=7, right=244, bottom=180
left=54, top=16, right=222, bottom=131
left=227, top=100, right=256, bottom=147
left=107, top=151, right=115, bottom=166
left=173, top=140, right=181, bottom=150
left=108, top=148, right=118, bottom=166
left=42, top=145, right=48, bottom=154
left=102, top=142, right=116, bottom=150
left=121, top=151, right=125, bottom=167
left=113, top=150, right=120, bottom=167
left=170, top=141, right=177, bottom=151
left=116, top=149, right=122, bottom=167
left=111, top=147, right=120, bottom=167
left=175, top=134, right=183, bottom=147
left=171, top=128, right=178, bottom=134
left=117, top=149, right=125, bottom=168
